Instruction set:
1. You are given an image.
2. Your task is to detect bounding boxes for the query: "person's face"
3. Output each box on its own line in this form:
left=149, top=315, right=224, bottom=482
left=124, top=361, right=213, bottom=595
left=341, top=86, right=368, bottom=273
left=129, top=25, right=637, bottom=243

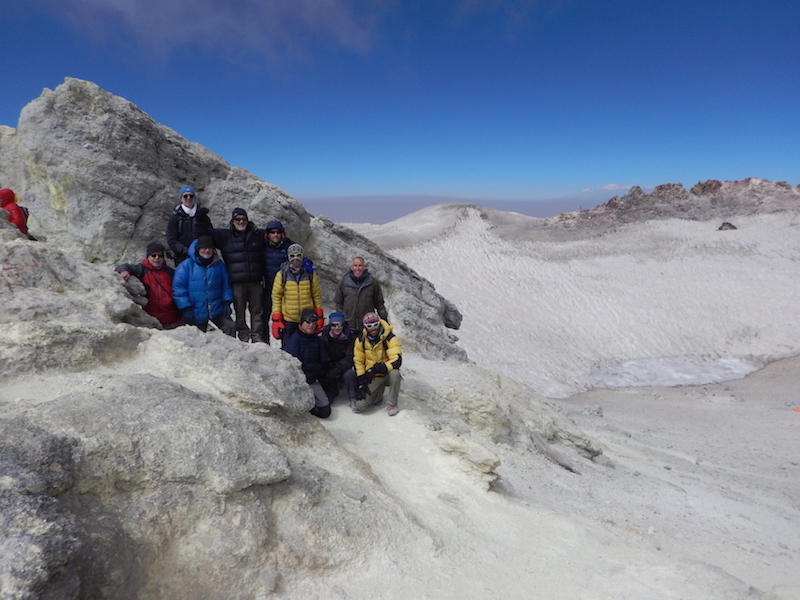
left=198, top=246, right=214, bottom=259
left=233, top=215, right=247, bottom=232
left=267, top=229, right=283, bottom=243
left=181, top=192, right=196, bottom=208
left=329, top=322, right=344, bottom=336
left=299, top=318, right=317, bottom=334
left=147, top=251, right=165, bottom=268
left=364, top=322, right=380, bottom=335
left=350, top=259, right=366, bottom=277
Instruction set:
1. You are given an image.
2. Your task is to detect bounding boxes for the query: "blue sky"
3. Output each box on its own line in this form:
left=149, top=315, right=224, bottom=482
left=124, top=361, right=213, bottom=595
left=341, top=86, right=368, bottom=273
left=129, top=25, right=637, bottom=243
left=2, top=0, right=799, bottom=222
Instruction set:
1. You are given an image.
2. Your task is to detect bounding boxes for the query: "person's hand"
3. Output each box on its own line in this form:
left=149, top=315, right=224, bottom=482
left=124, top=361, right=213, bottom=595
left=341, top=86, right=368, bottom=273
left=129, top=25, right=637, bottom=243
left=196, top=206, right=209, bottom=217
left=372, top=362, right=388, bottom=376
left=117, top=270, right=131, bottom=282
left=357, top=370, right=375, bottom=386
left=271, top=313, right=285, bottom=339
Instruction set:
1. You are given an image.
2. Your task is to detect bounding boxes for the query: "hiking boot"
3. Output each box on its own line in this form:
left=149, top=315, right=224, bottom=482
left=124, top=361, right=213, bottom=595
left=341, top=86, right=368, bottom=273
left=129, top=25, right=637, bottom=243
left=350, top=401, right=361, bottom=414
left=387, top=404, right=399, bottom=417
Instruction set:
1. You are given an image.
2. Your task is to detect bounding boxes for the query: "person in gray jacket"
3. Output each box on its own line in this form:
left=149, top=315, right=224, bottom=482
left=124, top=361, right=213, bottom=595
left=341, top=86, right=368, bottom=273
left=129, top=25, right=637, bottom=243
left=334, top=256, right=389, bottom=328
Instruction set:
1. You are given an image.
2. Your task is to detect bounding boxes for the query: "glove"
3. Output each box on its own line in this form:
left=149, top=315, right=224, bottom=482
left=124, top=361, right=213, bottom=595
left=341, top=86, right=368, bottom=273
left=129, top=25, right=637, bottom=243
left=27, top=234, right=38, bottom=241
left=372, top=362, right=388, bottom=376
left=315, top=308, right=324, bottom=334
left=271, top=313, right=285, bottom=339
left=357, top=370, right=375, bottom=386
left=182, top=308, right=195, bottom=324
left=325, top=366, right=342, bottom=382
left=196, top=206, right=210, bottom=217
left=355, top=381, right=370, bottom=400
left=222, top=302, right=232, bottom=318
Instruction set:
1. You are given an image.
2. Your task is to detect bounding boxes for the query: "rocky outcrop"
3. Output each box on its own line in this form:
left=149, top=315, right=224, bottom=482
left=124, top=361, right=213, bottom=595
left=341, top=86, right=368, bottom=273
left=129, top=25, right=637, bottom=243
left=0, top=77, right=464, bottom=360
left=556, top=177, right=800, bottom=233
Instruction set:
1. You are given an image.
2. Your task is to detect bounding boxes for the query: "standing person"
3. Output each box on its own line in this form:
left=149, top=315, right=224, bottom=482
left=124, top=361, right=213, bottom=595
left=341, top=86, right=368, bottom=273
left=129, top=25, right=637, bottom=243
left=195, top=207, right=265, bottom=343
left=166, top=186, right=203, bottom=265
left=271, top=244, right=322, bottom=345
left=172, top=236, right=236, bottom=336
left=114, top=242, right=182, bottom=328
left=261, top=220, right=293, bottom=341
left=0, top=188, right=35, bottom=239
left=353, top=312, right=402, bottom=416
left=283, top=308, right=332, bottom=419
left=334, top=257, right=389, bottom=329
left=319, top=312, right=358, bottom=407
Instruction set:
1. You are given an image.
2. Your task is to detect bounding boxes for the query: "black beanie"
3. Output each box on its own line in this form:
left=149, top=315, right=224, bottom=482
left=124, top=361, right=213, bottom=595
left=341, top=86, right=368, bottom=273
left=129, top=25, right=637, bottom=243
left=196, top=235, right=214, bottom=249
left=231, top=207, right=248, bottom=222
left=146, top=242, right=165, bottom=256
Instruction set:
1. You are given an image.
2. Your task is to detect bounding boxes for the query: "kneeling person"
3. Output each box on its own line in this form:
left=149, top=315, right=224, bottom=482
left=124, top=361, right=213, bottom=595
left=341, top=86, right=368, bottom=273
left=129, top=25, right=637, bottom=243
left=353, top=312, right=402, bottom=416
left=115, top=242, right=182, bottom=328
left=284, top=308, right=332, bottom=419
left=319, top=312, right=358, bottom=406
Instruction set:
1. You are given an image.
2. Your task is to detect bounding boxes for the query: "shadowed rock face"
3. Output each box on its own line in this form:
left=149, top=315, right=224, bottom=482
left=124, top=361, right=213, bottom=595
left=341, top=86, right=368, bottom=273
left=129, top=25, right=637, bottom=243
left=0, top=77, right=464, bottom=360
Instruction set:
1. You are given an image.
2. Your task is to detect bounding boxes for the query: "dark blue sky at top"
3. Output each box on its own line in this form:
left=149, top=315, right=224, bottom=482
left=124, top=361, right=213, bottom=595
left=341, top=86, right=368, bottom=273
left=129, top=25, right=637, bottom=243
left=1, top=0, right=798, bottom=221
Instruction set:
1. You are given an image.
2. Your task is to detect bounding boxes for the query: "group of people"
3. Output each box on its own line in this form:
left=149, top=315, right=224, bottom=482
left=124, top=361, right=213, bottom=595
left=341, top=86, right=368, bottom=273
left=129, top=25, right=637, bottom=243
left=116, top=186, right=402, bottom=418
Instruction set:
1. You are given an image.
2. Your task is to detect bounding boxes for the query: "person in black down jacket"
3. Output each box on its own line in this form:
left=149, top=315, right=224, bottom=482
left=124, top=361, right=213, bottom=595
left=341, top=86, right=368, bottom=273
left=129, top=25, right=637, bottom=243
left=319, top=312, right=358, bottom=407
left=261, top=220, right=293, bottom=341
left=195, top=206, right=265, bottom=343
left=166, top=186, right=203, bottom=265
left=283, top=308, right=332, bottom=418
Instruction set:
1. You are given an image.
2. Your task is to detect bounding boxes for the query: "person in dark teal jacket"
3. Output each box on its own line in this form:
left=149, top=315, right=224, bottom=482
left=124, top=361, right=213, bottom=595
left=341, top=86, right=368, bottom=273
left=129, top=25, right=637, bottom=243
left=172, top=236, right=236, bottom=336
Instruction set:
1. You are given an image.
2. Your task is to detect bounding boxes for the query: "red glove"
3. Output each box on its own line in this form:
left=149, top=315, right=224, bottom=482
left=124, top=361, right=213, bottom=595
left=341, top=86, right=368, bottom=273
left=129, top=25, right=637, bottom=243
left=314, top=308, right=324, bottom=334
left=271, top=313, right=285, bottom=339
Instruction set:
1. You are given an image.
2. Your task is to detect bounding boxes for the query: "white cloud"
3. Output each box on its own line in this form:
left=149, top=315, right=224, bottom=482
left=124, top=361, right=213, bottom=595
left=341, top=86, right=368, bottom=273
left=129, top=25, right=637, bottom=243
left=35, top=0, right=394, bottom=63
left=600, top=183, right=632, bottom=191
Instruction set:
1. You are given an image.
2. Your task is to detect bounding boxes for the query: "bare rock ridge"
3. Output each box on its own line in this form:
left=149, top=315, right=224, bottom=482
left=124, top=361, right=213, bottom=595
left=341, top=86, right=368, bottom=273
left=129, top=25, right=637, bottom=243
left=557, top=178, right=800, bottom=231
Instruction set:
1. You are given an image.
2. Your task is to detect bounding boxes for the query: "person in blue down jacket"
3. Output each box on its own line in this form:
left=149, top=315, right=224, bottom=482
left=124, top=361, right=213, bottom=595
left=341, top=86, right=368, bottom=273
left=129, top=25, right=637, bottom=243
left=172, top=236, right=236, bottom=336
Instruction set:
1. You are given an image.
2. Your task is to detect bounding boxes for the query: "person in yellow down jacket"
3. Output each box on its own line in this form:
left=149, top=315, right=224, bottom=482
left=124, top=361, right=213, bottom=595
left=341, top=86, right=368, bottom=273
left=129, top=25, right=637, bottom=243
left=271, top=244, right=322, bottom=345
left=353, top=312, right=401, bottom=416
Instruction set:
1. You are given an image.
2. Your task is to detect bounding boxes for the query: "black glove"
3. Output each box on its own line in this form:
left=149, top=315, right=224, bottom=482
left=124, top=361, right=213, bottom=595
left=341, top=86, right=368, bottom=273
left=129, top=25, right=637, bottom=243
left=372, top=362, right=388, bottom=376
left=355, top=381, right=370, bottom=400
left=357, top=370, right=374, bottom=386
left=325, top=367, right=341, bottom=382
left=182, top=308, right=195, bottom=324
left=197, top=206, right=210, bottom=217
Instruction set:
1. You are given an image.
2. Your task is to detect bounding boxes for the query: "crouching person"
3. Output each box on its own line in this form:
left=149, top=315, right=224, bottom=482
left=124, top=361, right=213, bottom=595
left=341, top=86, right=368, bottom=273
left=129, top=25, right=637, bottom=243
left=115, top=242, right=182, bottom=328
left=284, top=308, right=332, bottom=419
left=172, top=236, right=236, bottom=336
left=353, top=312, right=402, bottom=416
left=319, top=312, right=358, bottom=406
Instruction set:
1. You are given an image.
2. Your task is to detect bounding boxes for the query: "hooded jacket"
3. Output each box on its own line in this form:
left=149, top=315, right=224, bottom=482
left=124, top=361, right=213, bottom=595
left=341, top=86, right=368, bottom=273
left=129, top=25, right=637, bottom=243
left=172, top=240, right=234, bottom=323
left=271, top=263, right=322, bottom=323
left=354, top=319, right=402, bottom=378
left=115, top=259, right=182, bottom=325
left=0, top=190, right=29, bottom=236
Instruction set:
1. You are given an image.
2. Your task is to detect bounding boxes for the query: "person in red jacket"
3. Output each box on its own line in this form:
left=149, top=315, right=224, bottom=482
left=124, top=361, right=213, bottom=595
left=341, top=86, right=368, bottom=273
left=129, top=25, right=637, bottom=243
left=115, top=242, right=183, bottom=328
left=0, top=188, right=34, bottom=239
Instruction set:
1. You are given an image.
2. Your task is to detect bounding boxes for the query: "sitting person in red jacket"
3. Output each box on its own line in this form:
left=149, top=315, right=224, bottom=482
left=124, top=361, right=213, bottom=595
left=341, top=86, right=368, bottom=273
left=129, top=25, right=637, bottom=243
left=115, top=242, right=183, bottom=328
left=0, top=188, right=36, bottom=240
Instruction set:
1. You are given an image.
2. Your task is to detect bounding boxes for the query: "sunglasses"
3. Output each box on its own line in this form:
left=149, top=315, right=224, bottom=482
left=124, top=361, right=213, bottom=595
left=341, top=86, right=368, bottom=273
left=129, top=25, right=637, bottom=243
left=288, top=252, right=302, bottom=259
left=233, top=217, right=247, bottom=222
left=302, top=318, right=317, bottom=324
left=364, top=322, right=380, bottom=328
left=149, top=253, right=164, bottom=258
left=182, top=194, right=195, bottom=199
left=267, top=229, right=282, bottom=234
left=330, top=323, right=344, bottom=328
